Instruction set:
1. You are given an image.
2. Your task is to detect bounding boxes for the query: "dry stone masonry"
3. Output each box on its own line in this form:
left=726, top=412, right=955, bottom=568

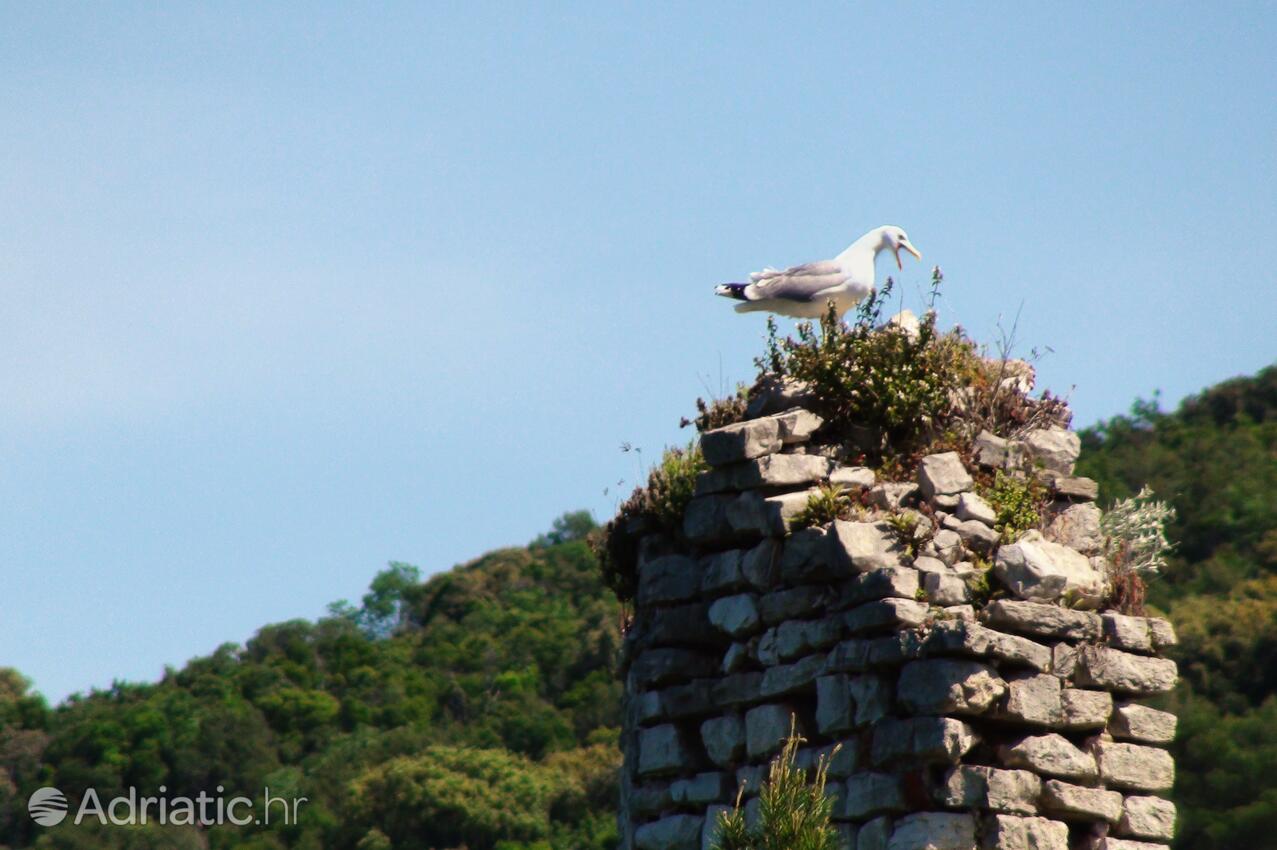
left=617, top=396, right=1178, bottom=850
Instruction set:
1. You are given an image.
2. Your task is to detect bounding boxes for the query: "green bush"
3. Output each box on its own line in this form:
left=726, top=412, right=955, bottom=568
left=791, top=484, right=855, bottom=530
left=982, top=470, right=1045, bottom=542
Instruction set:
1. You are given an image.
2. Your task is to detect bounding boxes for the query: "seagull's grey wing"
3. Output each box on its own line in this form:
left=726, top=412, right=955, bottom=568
left=747, top=262, right=848, bottom=302
left=749, top=260, right=841, bottom=283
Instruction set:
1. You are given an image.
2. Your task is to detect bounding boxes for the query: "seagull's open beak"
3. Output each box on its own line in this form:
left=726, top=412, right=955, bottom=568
left=903, top=242, right=922, bottom=262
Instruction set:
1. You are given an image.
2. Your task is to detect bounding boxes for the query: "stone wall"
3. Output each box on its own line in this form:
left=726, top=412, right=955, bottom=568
left=617, top=406, right=1178, bottom=850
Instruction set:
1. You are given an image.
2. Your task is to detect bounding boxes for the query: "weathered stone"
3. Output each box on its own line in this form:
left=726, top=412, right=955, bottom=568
left=746, top=376, right=814, bottom=418
left=842, top=566, right=922, bottom=606
left=1096, top=741, right=1174, bottom=792
left=995, top=673, right=1063, bottom=726
left=1103, top=613, right=1154, bottom=653
left=1000, top=733, right=1098, bottom=781
left=684, top=494, right=735, bottom=545
left=728, top=489, right=816, bottom=537
left=831, top=465, right=876, bottom=490
left=638, top=555, right=701, bottom=606
left=701, top=549, right=746, bottom=595
left=1119, top=796, right=1175, bottom=841
left=708, top=593, right=762, bottom=638
left=869, top=482, right=920, bottom=510
left=713, top=672, right=764, bottom=707
left=929, top=529, right=965, bottom=565
left=735, top=764, right=765, bottom=795
left=646, top=603, right=721, bottom=648
left=858, top=816, right=892, bottom=850
left=722, top=641, right=749, bottom=673
left=919, top=452, right=975, bottom=499
left=950, top=518, right=1001, bottom=552
left=759, top=653, right=826, bottom=698
left=943, top=604, right=977, bottom=621
left=1052, top=476, right=1099, bottom=501
left=701, top=417, right=783, bottom=466
left=1040, top=779, right=1123, bottom=822
left=913, top=555, right=948, bottom=573
left=843, top=772, right=906, bottom=819
left=740, top=539, right=779, bottom=590
left=745, top=703, right=798, bottom=759
left=635, top=814, right=704, bottom=850
left=774, top=617, right=842, bottom=660
left=701, top=714, right=745, bottom=767
left=1060, top=689, right=1112, bottom=729
left=833, top=520, right=907, bottom=571
left=1086, top=840, right=1170, bottom=850
left=974, top=430, right=1012, bottom=468
left=1022, top=427, right=1081, bottom=475
left=994, top=530, right=1104, bottom=606
left=1109, top=703, right=1177, bottom=744
left=983, top=599, right=1102, bottom=640
left=887, top=812, right=975, bottom=850
left=817, top=675, right=856, bottom=736
left=871, top=717, right=977, bottom=765
left=1051, top=643, right=1078, bottom=679
left=933, top=494, right=961, bottom=511
left=1147, top=618, right=1177, bottom=649
left=631, top=781, right=672, bottom=815
left=1074, top=647, right=1178, bottom=695
left=638, top=724, right=693, bottom=776
left=670, top=771, right=732, bottom=805
left=775, top=408, right=825, bottom=443
left=845, top=598, right=929, bottom=634
left=632, top=649, right=718, bottom=688
left=898, top=659, right=1006, bottom=716
left=759, top=585, right=831, bottom=624
left=660, top=680, right=717, bottom=718
left=832, top=822, right=857, bottom=850
left=938, top=765, right=1041, bottom=815
left=981, top=814, right=1069, bottom=850
left=755, top=628, right=782, bottom=666
left=736, top=453, right=834, bottom=489
left=923, top=571, right=970, bottom=605
left=1045, top=502, right=1104, bottom=554
left=635, top=690, right=665, bottom=724
left=921, top=620, right=1053, bottom=671
left=956, top=491, right=997, bottom=526
left=868, top=633, right=925, bottom=667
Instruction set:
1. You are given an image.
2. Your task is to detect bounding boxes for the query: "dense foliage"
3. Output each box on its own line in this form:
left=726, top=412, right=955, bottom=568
left=1077, top=364, right=1277, bottom=850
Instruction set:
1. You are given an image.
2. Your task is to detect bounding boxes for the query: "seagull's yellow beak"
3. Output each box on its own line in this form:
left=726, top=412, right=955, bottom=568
left=903, top=242, right=922, bottom=261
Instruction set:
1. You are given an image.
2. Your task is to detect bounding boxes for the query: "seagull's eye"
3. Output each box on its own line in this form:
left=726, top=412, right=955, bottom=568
left=898, top=235, right=907, bottom=242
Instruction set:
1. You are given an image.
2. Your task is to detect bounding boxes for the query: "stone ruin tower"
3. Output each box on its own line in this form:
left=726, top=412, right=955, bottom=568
left=615, top=383, right=1179, bottom=850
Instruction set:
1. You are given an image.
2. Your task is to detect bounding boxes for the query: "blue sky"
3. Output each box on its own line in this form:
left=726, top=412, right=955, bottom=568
left=2, top=3, right=1274, bottom=702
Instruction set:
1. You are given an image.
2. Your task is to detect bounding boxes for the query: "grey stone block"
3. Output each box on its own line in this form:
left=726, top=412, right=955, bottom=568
left=1109, top=703, right=1177, bottom=744
left=1074, top=647, right=1177, bottom=696
left=993, top=530, right=1103, bottom=606
left=871, top=716, right=977, bottom=766
left=995, top=673, right=1063, bottom=726
left=888, top=812, right=975, bottom=850
left=670, top=771, right=732, bottom=805
left=708, top=593, right=762, bottom=638
left=701, top=714, right=745, bottom=767
left=630, top=780, right=672, bottom=815
left=759, top=653, right=826, bottom=698
left=701, top=417, right=783, bottom=466
left=760, top=585, right=831, bottom=624
left=848, top=674, right=894, bottom=725
left=957, top=491, right=997, bottom=525
left=701, top=805, right=732, bottom=850
left=923, top=571, right=970, bottom=605
left=745, top=703, right=798, bottom=759
left=898, top=659, right=1006, bottom=716
left=817, top=674, right=857, bottom=736
left=1096, top=741, right=1174, bottom=792
left=684, top=494, right=736, bottom=545
left=842, top=566, right=922, bottom=606
left=635, top=814, right=704, bottom=850
left=741, top=538, right=780, bottom=590
left=1060, top=688, right=1112, bottom=730
left=845, top=598, right=929, bottom=634
left=1044, top=502, right=1103, bottom=554
left=701, top=549, right=746, bottom=595
left=831, top=465, right=875, bottom=490
left=1021, top=427, right=1080, bottom=475
left=775, top=617, right=842, bottom=660
left=918, top=451, right=974, bottom=499
left=983, top=599, right=1101, bottom=640
left=712, top=672, right=763, bottom=707
left=1040, top=779, right=1123, bottom=822
left=833, top=520, right=907, bottom=571
left=938, top=765, right=1040, bottom=815
left=980, top=814, right=1069, bottom=850
left=843, top=772, right=906, bottom=819
left=780, top=526, right=839, bottom=583
left=857, top=816, right=892, bottom=850
left=922, top=620, right=1053, bottom=672
left=638, top=724, right=692, bottom=777
left=632, top=648, right=718, bottom=688
left=1119, top=796, right=1176, bottom=841
left=1000, top=733, right=1098, bottom=781
left=1102, top=613, right=1154, bottom=653
left=638, top=554, right=701, bottom=606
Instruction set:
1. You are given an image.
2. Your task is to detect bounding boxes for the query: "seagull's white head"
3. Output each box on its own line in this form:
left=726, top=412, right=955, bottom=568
left=881, top=226, right=923, bottom=270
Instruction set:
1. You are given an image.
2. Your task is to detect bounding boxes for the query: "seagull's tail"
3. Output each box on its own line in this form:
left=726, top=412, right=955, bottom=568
left=715, top=283, right=749, bottom=301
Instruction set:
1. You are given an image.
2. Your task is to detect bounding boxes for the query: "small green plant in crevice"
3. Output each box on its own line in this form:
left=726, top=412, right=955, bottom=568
left=884, top=510, right=926, bottom=557
left=682, top=383, right=750, bottom=433
left=791, top=483, right=855, bottom=530
left=713, top=719, right=840, bottom=850
left=964, top=556, right=995, bottom=606
left=1101, top=485, right=1176, bottom=615
left=982, top=470, right=1046, bottom=542
left=593, top=443, right=707, bottom=602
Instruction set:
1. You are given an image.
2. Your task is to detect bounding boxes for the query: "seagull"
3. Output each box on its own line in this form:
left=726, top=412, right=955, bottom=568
left=714, top=225, right=922, bottom=318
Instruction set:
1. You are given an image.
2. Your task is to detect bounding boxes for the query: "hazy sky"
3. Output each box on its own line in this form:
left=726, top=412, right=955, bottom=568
left=2, top=3, right=1274, bottom=702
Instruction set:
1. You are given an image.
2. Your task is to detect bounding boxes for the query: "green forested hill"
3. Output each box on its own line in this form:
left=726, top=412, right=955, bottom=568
left=1076, top=364, right=1277, bottom=850
left=1, top=367, right=1275, bottom=850
left=0, top=519, right=623, bottom=850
